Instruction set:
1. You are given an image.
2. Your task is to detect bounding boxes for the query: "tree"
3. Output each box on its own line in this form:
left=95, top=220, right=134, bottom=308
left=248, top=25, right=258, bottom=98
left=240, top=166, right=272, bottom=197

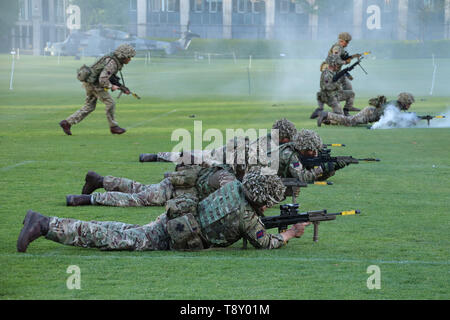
left=0, top=0, right=19, bottom=52
left=70, top=0, right=130, bottom=31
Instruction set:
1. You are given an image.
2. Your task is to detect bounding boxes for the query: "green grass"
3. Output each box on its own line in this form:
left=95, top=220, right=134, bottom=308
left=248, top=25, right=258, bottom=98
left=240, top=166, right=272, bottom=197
left=0, top=54, right=449, bottom=300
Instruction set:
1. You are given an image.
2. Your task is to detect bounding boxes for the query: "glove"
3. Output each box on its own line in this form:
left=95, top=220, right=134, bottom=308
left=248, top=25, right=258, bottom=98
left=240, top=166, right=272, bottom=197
left=321, top=162, right=335, bottom=173
left=335, top=159, right=347, bottom=170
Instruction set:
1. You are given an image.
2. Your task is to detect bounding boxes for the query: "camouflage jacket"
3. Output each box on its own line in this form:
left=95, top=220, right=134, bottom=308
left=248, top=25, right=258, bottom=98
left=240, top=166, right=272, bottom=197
left=319, top=69, right=341, bottom=99
left=97, top=54, right=123, bottom=89
left=195, top=180, right=285, bottom=249
left=328, top=42, right=347, bottom=70
left=277, top=143, right=324, bottom=183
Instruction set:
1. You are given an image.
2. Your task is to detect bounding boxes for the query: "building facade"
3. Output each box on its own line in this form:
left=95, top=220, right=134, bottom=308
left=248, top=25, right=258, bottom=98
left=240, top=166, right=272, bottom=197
left=10, top=0, right=450, bottom=55
left=131, top=0, right=450, bottom=41
left=12, top=0, right=67, bottom=55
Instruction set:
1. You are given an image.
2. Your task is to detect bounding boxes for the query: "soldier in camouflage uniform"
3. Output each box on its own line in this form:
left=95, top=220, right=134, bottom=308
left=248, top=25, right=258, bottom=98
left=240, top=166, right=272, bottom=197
left=311, top=32, right=361, bottom=119
left=276, top=129, right=346, bottom=183
left=312, top=55, right=356, bottom=118
left=59, top=44, right=136, bottom=135
left=65, top=164, right=236, bottom=209
left=144, top=118, right=297, bottom=166
left=17, top=167, right=310, bottom=252
left=317, top=93, right=415, bottom=127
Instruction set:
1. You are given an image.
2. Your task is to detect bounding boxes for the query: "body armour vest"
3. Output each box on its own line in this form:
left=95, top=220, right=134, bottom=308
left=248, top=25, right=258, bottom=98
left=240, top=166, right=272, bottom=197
left=196, top=180, right=247, bottom=229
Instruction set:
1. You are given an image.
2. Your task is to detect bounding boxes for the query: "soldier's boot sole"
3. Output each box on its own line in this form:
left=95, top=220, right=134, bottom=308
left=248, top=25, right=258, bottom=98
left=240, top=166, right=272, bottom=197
left=110, top=126, right=126, bottom=135
left=310, top=108, right=323, bottom=119
left=59, top=120, right=72, bottom=136
left=17, top=210, right=49, bottom=253
left=66, top=195, right=92, bottom=206
left=139, top=154, right=158, bottom=162
left=81, top=171, right=104, bottom=194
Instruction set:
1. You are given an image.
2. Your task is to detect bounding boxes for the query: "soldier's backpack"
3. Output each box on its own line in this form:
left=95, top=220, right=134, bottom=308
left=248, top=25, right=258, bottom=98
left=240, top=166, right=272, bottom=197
left=76, top=53, right=121, bottom=83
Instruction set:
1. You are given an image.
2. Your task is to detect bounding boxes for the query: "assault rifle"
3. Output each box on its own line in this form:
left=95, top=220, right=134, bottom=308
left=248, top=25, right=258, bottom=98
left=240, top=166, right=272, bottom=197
left=282, top=178, right=333, bottom=203
left=262, top=203, right=360, bottom=242
left=341, top=51, right=371, bottom=61
left=282, top=178, right=307, bottom=204
left=417, top=115, right=445, bottom=126
left=109, top=74, right=141, bottom=99
left=301, top=154, right=380, bottom=170
left=333, top=56, right=368, bottom=83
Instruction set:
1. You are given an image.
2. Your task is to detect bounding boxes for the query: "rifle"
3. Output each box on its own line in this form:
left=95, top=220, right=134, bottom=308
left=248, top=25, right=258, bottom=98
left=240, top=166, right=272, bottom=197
left=109, top=74, right=141, bottom=99
left=301, top=154, right=380, bottom=170
left=417, top=115, right=445, bottom=126
left=261, top=203, right=360, bottom=242
left=333, top=56, right=367, bottom=83
left=281, top=178, right=307, bottom=204
left=341, top=51, right=371, bottom=61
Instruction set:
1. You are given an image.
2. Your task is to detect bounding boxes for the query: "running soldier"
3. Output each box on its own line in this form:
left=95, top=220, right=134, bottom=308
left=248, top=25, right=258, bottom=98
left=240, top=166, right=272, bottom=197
left=59, top=44, right=136, bottom=135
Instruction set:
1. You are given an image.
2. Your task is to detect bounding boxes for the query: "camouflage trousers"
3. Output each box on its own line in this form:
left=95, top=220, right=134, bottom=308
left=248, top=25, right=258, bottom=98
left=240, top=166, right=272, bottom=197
left=327, top=106, right=379, bottom=126
left=318, top=90, right=354, bottom=115
left=45, top=214, right=170, bottom=251
left=91, top=176, right=175, bottom=207
left=66, top=82, right=118, bottom=127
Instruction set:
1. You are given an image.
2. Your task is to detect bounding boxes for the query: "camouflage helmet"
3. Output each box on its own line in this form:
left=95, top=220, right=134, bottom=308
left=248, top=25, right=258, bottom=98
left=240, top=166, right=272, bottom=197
left=293, top=129, right=323, bottom=152
left=325, top=55, right=340, bottom=67
left=242, top=166, right=286, bottom=208
left=114, top=44, right=136, bottom=60
left=272, top=118, right=297, bottom=141
left=397, top=92, right=415, bottom=106
left=338, top=32, right=352, bottom=42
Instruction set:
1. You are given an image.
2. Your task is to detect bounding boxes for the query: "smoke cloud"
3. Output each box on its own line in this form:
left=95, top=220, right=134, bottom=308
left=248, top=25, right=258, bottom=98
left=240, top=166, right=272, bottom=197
left=371, top=105, right=449, bottom=129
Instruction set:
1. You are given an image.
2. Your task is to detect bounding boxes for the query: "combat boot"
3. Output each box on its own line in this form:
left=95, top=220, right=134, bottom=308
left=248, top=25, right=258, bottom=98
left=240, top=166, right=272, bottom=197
left=317, top=111, right=329, bottom=127
left=310, top=108, right=323, bottom=119
left=110, top=126, right=126, bottom=135
left=343, top=108, right=350, bottom=116
left=139, top=153, right=158, bottom=162
left=66, top=194, right=92, bottom=206
left=17, top=210, right=49, bottom=253
left=81, top=171, right=104, bottom=194
left=59, top=120, right=72, bottom=135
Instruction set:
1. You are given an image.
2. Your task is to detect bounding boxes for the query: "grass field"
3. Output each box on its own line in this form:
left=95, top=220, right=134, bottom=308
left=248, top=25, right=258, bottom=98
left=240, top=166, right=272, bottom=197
left=0, top=54, right=449, bottom=300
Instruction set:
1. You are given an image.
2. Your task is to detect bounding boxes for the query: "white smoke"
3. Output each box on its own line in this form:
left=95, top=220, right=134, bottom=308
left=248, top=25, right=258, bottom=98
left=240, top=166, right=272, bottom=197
left=371, top=105, right=449, bottom=129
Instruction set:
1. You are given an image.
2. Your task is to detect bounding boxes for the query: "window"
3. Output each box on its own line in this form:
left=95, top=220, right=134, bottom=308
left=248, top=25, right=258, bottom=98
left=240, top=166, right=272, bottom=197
left=166, top=0, right=179, bottom=12
left=252, top=0, right=263, bottom=14
left=208, top=0, right=218, bottom=13
left=237, top=0, right=247, bottom=13
left=19, top=0, right=27, bottom=20
left=191, top=0, right=203, bottom=12
left=150, top=0, right=161, bottom=12
left=129, top=0, right=137, bottom=10
left=280, top=0, right=290, bottom=14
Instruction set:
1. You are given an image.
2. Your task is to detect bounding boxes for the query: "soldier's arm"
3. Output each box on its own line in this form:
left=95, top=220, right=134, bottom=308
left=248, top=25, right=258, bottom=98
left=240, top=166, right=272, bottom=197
left=331, top=45, right=347, bottom=66
left=287, top=152, right=324, bottom=184
left=240, top=209, right=285, bottom=249
left=98, top=59, right=118, bottom=89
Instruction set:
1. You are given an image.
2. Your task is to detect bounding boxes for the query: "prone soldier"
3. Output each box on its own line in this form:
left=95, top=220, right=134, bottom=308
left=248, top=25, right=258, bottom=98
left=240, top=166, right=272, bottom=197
left=317, top=92, right=415, bottom=127
left=17, top=167, right=310, bottom=252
